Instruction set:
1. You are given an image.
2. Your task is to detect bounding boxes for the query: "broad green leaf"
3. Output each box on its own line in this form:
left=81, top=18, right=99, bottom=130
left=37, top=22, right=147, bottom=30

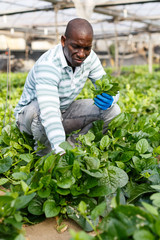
left=78, top=201, right=87, bottom=215
left=88, top=185, right=112, bottom=197
left=90, top=145, right=100, bottom=157
left=154, top=145, right=160, bottom=155
left=84, top=156, right=100, bottom=170
left=119, top=151, right=134, bottom=163
left=22, top=144, right=33, bottom=151
left=142, top=202, right=158, bottom=216
left=57, top=174, right=76, bottom=189
left=12, top=172, right=27, bottom=180
left=133, top=229, right=155, bottom=240
left=19, top=153, right=33, bottom=163
left=20, top=180, right=29, bottom=193
left=72, top=160, right=82, bottom=179
left=133, top=156, right=146, bottom=172
left=0, top=178, right=8, bottom=185
left=43, top=154, right=57, bottom=172
left=70, top=230, right=93, bottom=240
left=115, top=161, right=125, bottom=169
left=100, top=135, right=110, bottom=150
left=14, top=233, right=26, bottom=240
left=127, top=183, right=154, bottom=203
left=150, top=193, right=160, bottom=207
left=91, top=201, right=106, bottom=220
left=82, top=132, right=95, bottom=146
left=0, top=156, right=13, bottom=173
left=28, top=197, right=44, bottom=215
left=39, top=175, right=51, bottom=187
left=56, top=188, right=70, bottom=195
left=136, top=138, right=149, bottom=154
left=14, top=193, right=36, bottom=209
left=43, top=199, right=60, bottom=218
left=82, top=169, right=103, bottom=178
left=38, top=188, right=51, bottom=198
left=1, top=126, right=10, bottom=145
left=100, top=166, right=128, bottom=193
left=10, top=141, right=22, bottom=149
left=60, top=141, right=73, bottom=151
left=67, top=206, right=97, bottom=232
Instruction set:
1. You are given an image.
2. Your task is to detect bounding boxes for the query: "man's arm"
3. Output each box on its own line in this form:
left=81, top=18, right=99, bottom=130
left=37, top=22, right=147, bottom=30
left=35, top=62, right=65, bottom=154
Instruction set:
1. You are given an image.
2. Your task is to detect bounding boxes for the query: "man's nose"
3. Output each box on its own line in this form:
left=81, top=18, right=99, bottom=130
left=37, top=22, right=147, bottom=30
left=77, top=48, right=85, bottom=58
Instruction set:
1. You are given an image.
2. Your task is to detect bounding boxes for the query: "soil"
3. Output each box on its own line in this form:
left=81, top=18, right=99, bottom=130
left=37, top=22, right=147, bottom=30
left=0, top=188, right=82, bottom=240
left=25, top=218, right=82, bottom=240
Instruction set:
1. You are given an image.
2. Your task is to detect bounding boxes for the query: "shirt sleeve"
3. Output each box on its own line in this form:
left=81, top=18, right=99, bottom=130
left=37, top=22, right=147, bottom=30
left=88, top=50, right=106, bottom=84
left=35, top=62, right=65, bottom=154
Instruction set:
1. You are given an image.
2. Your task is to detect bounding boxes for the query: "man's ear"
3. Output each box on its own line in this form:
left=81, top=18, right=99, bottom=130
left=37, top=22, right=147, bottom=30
left=61, top=35, right=66, bottom=47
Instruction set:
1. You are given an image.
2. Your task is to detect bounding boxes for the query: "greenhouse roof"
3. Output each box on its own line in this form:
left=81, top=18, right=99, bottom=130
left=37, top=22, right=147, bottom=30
left=0, top=0, right=160, bottom=40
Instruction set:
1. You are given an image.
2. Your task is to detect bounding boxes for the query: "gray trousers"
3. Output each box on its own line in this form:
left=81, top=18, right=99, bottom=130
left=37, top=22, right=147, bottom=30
left=17, top=99, right=121, bottom=155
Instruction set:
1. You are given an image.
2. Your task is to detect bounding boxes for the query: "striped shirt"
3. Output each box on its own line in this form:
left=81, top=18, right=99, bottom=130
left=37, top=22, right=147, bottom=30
left=14, top=44, right=105, bottom=153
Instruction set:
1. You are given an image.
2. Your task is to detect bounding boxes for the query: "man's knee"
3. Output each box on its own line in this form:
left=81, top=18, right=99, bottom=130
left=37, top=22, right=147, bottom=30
left=111, top=103, right=121, bottom=118
left=102, top=103, right=121, bottom=127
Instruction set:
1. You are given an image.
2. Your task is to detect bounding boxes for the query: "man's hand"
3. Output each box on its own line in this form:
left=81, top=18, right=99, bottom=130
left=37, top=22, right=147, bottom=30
left=94, top=93, right=113, bottom=110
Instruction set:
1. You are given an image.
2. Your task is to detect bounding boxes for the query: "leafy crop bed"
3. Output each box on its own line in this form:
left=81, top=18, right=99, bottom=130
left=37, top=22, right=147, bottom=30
left=1, top=66, right=160, bottom=240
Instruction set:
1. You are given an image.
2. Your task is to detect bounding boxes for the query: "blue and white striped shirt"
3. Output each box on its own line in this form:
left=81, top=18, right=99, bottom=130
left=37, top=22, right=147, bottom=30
left=14, top=44, right=106, bottom=153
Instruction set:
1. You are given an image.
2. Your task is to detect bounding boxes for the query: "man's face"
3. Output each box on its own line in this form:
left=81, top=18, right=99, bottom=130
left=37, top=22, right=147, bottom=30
left=61, top=31, right=92, bottom=67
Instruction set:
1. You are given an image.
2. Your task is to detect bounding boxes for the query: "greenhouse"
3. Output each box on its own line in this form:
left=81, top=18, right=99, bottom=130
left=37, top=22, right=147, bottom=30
left=1, top=1, right=160, bottom=240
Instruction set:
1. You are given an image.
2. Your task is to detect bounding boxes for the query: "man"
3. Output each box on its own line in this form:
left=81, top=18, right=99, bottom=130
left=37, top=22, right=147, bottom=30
left=14, top=18, right=120, bottom=156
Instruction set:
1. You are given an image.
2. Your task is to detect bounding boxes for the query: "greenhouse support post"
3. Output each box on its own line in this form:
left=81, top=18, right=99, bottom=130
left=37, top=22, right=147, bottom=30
left=148, top=34, right=153, bottom=73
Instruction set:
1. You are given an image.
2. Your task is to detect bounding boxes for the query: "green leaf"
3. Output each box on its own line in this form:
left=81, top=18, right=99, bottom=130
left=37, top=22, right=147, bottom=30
left=70, top=230, right=93, bottom=240
left=142, top=202, right=158, bottom=216
left=82, top=169, right=103, bottom=178
left=136, top=139, right=149, bottom=154
left=39, top=175, right=51, bottom=187
left=150, top=193, right=160, bottom=207
left=43, top=199, right=60, bottom=218
left=84, top=156, right=100, bottom=170
left=20, top=180, right=29, bottom=193
left=57, top=173, right=76, bottom=189
left=56, top=188, right=70, bottom=195
left=100, top=166, right=128, bottom=193
left=88, top=185, right=112, bottom=197
left=0, top=156, right=13, bottom=173
left=22, top=144, right=33, bottom=151
left=127, top=183, right=154, bottom=203
left=133, top=229, right=155, bottom=240
left=38, top=188, right=51, bottom=198
left=14, top=193, right=36, bottom=209
left=10, top=141, right=22, bottom=149
left=78, top=201, right=87, bottom=215
left=60, top=141, right=73, bottom=151
left=28, top=197, right=44, bottom=215
left=67, top=206, right=96, bottom=232
left=19, top=153, right=33, bottom=163
left=119, top=151, right=135, bottom=163
left=43, top=154, right=57, bottom=172
left=0, top=178, right=8, bottom=185
left=72, top=160, right=82, bottom=179
left=12, top=172, right=27, bottom=180
left=91, top=201, right=106, bottom=220
left=100, top=135, right=110, bottom=150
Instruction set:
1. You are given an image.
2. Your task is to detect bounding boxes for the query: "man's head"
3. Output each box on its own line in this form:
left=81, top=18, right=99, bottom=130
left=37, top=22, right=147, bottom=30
left=61, top=18, right=93, bottom=68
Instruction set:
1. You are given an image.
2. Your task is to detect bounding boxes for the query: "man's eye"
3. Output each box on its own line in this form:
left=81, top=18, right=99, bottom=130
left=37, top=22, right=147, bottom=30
left=85, top=47, right=91, bottom=51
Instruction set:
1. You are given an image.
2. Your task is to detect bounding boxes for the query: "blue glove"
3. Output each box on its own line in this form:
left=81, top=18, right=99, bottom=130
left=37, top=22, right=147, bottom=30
left=94, top=93, right=114, bottom=110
